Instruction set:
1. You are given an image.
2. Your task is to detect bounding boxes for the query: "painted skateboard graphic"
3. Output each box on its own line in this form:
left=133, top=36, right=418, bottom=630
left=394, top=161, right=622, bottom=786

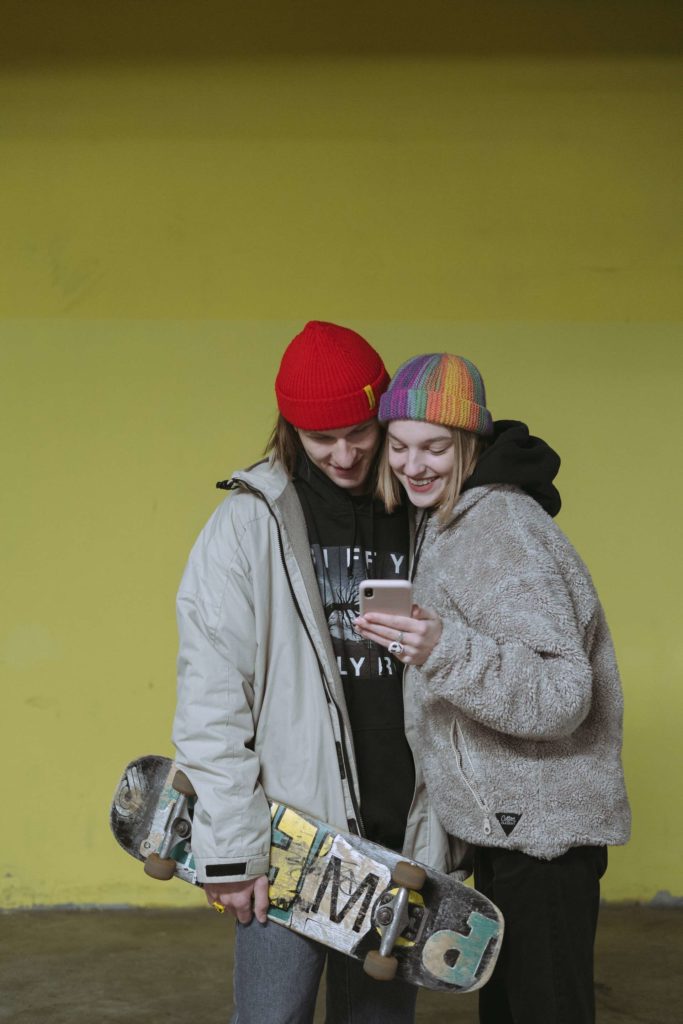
left=111, top=755, right=503, bottom=992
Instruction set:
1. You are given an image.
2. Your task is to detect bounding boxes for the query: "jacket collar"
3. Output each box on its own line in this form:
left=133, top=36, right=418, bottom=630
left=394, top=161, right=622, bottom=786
left=220, top=458, right=290, bottom=502
left=431, top=483, right=501, bottom=532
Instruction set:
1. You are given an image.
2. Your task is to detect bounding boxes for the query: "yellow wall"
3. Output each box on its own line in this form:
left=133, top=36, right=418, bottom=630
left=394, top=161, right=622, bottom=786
left=2, top=4, right=682, bottom=906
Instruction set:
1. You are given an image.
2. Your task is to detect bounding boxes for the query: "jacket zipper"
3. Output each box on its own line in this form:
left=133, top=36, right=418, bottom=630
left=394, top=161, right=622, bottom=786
left=222, top=478, right=367, bottom=838
left=450, top=719, right=493, bottom=837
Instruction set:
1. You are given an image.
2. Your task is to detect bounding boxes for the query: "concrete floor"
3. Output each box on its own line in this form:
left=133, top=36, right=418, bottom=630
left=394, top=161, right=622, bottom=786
left=0, top=905, right=680, bottom=1023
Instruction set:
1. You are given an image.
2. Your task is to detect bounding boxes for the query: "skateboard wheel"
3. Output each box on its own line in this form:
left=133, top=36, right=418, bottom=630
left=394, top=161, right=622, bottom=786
left=391, top=861, right=426, bottom=891
left=363, top=949, right=398, bottom=982
left=144, top=852, right=177, bottom=881
left=172, top=770, right=196, bottom=797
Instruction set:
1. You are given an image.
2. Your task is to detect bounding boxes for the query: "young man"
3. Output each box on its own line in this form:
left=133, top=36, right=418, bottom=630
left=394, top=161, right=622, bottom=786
left=172, top=322, right=466, bottom=1024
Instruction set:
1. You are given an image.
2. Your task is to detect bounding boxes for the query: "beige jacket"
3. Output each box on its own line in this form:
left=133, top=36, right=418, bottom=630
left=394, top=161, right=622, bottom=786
left=173, top=460, right=466, bottom=883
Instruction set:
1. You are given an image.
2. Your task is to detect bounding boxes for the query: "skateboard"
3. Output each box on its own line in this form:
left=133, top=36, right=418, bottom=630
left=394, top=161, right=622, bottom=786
left=111, top=754, right=503, bottom=992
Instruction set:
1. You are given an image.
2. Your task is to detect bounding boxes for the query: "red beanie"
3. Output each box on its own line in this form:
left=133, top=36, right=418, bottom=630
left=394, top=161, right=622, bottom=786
left=275, top=321, right=390, bottom=430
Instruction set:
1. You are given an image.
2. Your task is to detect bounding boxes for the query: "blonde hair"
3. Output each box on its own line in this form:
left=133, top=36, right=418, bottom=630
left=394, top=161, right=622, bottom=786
left=377, top=426, right=484, bottom=523
left=264, top=414, right=302, bottom=476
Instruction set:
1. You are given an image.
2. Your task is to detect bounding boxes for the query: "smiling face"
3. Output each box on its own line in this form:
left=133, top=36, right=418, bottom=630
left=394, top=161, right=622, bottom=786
left=297, top=418, right=382, bottom=494
left=386, top=420, right=457, bottom=509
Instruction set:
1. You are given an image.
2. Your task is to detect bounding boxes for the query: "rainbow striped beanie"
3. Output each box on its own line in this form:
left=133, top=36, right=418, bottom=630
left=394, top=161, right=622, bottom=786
left=379, top=354, right=493, bottom=435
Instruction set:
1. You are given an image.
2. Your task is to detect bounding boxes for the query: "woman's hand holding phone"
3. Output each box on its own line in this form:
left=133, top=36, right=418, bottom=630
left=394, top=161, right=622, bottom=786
left=355, top=602, right=442, bottom=667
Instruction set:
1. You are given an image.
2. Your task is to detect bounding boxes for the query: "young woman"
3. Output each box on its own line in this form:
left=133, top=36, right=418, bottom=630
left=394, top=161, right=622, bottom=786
left=355, top=353, right=631, bottom=1024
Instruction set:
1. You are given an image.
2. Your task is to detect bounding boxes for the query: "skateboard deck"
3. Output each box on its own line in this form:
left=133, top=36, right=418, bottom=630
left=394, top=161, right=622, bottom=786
left=111, top=754, right=503, bottom=992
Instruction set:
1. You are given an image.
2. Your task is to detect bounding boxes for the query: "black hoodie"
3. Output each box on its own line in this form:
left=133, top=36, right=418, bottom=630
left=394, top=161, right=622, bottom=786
left=465, top=420, right=561, bottom=517
left=293, top=453, right=416, bottom=852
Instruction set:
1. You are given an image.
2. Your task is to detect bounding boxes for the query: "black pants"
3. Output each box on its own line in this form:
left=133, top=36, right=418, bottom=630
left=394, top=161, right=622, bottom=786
left=474, top=845, right=608, bottom=1024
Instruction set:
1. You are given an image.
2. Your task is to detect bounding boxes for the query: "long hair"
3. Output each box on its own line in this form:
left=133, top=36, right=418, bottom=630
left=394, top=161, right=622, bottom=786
left=376, top=426, right=484, bottom=523
left=264, top=414, right=302, bottom=476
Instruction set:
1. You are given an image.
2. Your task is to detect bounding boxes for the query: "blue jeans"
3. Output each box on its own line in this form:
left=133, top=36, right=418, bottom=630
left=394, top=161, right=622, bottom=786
left=231, top=919, right=418, bottom=1024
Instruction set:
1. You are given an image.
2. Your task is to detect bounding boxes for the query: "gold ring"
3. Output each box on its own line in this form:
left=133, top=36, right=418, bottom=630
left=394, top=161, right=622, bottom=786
left=211, top=901, right=225, bottom=913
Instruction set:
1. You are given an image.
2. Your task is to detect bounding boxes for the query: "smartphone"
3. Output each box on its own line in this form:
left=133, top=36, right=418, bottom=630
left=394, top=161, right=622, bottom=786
left=358, top=579, right=413, bottom=617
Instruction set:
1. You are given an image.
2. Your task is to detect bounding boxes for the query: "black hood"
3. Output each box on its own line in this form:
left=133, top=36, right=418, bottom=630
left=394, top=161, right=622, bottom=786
left=464, top=420, right=562, bottom=517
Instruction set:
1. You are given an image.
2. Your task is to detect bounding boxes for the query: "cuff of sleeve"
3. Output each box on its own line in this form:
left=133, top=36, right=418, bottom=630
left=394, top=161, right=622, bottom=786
left=195, top=854, right=270, bottom=884
left=421, top=617, right=469, bottom=690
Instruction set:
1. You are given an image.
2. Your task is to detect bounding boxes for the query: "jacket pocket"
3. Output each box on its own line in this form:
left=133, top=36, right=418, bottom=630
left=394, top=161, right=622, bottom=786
left=450, top=718, right=494, bottom=838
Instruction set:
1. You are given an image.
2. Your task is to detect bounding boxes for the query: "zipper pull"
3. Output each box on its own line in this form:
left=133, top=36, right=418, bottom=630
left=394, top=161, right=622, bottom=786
left=483, top=817, right=492, bottom=836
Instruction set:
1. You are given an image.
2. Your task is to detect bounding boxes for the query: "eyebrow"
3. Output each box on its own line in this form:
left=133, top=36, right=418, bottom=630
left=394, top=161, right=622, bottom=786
left=388, top=432, right=452, bottom=445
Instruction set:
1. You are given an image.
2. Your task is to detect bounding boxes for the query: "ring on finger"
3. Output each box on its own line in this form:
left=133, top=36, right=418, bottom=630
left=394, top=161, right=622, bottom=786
left=211, top=901, right=225, bottom=914
left=388, top=640, right=404, bottom=656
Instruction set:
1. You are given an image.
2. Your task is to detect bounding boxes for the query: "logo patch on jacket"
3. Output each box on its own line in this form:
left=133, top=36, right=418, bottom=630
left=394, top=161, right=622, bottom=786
left=495, top=812, right=522, bottom=836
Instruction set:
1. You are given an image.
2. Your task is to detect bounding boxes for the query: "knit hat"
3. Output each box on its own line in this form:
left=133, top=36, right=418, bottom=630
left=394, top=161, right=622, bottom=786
left=275, top=321, right=390, bottom=430
left=378, top=353, right=493, bottom=436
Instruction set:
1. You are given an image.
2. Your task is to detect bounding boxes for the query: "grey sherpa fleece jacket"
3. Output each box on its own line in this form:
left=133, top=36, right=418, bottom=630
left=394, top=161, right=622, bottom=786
left=408, top=484, right=631, bottom=860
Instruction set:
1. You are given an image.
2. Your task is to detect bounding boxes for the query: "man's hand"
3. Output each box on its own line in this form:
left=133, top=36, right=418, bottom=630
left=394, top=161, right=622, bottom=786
left=205, top=875, right=269, bottom=924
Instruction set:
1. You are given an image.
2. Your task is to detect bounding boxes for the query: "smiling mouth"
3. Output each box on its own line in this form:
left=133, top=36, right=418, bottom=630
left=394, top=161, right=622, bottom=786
left=407, top=476, right=438, bottom=488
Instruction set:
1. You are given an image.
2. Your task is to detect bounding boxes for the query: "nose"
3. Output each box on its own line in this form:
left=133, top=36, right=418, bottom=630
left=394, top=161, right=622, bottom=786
left=333, top=439, right=356, bottom=468
left=404, top=449, right=425, bottom=476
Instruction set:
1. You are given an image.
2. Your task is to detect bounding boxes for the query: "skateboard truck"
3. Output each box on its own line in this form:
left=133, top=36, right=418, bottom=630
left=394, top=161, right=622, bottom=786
left=142, top=771, right=195, bottom=881
left=364, top=862, right=427, bottom=981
